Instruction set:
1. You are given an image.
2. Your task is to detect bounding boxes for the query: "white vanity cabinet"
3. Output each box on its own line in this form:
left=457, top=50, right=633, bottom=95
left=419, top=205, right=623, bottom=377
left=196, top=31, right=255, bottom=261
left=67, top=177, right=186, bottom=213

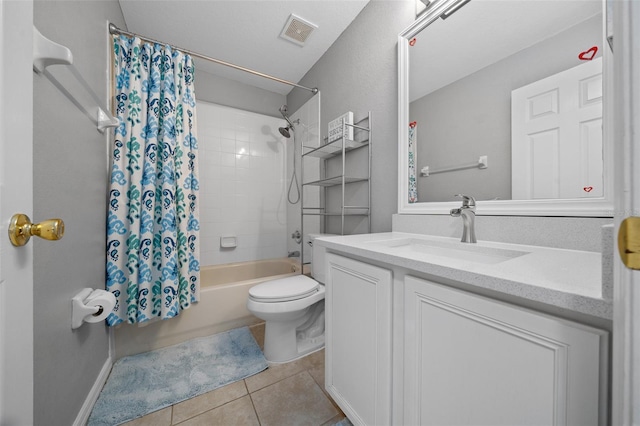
left=403, top=276, right=609, bottom=426
left=325, top=253, right=393, bottom=426
left=324, top=249, right=609, bottom=426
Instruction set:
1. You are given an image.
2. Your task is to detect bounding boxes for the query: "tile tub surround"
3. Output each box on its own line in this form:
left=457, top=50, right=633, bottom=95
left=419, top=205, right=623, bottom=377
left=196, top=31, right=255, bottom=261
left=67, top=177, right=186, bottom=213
left=315, top=233, right=612, bottom=319
left=198, top=101, right=289, bottom=267
left=121, top=324, right=346, bottom=426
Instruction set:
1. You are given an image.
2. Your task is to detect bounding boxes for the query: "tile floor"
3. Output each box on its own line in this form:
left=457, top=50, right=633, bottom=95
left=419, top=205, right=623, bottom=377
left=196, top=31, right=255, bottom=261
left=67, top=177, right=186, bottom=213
left=121, top=323, right=347, bottom=426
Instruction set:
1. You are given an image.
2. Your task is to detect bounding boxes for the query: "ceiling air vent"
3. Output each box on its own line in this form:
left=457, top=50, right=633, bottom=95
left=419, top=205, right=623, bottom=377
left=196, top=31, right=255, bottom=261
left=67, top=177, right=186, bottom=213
left=280, top=14, right=317, bottom=46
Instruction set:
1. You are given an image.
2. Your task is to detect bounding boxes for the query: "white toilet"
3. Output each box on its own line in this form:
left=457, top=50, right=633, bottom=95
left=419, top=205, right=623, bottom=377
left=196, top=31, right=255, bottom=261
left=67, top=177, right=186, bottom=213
left=247, top=234, right=329, bottom=363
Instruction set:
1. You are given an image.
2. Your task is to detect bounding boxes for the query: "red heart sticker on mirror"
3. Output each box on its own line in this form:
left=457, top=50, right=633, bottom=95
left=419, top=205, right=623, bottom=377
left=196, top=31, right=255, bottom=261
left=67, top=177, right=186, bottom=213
left=583, top=186, right=593, bottom=192
left=578, top=46, right=598, bottom=61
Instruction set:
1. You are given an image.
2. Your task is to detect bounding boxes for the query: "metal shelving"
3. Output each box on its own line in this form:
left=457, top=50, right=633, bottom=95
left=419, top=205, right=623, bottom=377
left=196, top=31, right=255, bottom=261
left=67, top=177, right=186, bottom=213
left=300, top=112, right=371, bottom=236
left=303, top=176, right=368, bottom=187
left=302, top=136, right=370, bottom=159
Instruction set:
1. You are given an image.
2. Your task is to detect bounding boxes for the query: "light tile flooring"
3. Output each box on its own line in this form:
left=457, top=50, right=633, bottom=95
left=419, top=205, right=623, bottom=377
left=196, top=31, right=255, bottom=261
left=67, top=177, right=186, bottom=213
left=122, top=323, right=346, bottom=426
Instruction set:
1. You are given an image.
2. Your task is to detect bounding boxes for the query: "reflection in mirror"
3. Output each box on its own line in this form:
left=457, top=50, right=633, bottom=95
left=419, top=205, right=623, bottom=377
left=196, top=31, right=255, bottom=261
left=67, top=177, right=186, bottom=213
left=399, top=0, right=613, bottom=216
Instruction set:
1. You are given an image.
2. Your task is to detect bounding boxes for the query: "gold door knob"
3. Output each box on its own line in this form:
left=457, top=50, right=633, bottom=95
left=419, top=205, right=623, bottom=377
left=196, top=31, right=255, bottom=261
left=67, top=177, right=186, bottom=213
left=8, top=213, right=64, bottom=247
left=618, top=217, right=640, bottom=270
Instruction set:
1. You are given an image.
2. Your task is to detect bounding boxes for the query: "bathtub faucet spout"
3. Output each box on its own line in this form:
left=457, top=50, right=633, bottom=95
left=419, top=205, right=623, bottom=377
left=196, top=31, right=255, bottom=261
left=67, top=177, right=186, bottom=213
left=288, top=251, right=300, bottom=258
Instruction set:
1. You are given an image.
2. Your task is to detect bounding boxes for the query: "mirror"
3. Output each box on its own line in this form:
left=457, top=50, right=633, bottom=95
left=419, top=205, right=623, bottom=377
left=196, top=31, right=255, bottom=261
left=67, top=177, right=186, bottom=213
left=398, top=0, right=613, bottom=216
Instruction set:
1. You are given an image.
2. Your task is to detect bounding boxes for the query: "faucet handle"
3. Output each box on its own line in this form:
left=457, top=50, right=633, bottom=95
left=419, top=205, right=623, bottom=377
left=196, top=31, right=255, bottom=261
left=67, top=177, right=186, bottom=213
left=454, top=194, right=476, bottom=208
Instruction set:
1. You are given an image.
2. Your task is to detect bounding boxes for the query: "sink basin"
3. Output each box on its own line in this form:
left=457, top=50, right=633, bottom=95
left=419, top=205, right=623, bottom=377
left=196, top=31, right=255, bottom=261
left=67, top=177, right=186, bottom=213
left=368, top=238, right=529, bottom=265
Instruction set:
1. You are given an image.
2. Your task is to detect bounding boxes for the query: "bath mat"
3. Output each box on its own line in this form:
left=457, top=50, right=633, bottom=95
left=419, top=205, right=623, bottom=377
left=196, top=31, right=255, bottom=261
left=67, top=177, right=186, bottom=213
left=87, top=326, right=267, bottom=426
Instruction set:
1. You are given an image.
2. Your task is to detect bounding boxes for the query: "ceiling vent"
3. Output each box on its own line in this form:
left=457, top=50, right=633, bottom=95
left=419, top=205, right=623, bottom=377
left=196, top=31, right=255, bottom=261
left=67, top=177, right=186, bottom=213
left=280, top=14, right=317, bottom=46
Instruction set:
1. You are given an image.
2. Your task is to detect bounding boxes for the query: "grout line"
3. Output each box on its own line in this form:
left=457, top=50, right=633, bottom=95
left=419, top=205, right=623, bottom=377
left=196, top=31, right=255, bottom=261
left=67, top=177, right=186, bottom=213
left=169, top=361, right=334, bottom=426
left=303, top=361, right=344, bottom=417
left=245, top=349, right=321, bottom=394
left=248, top=370, right=336, bottom=426
left=310, top=380, right=343, bottom=416
left=246, top=365, right=310, bottom=394
left=172, top=394, right=250, bottom=426
left=170, top=382, right=250, bottom=425
left=246, top=386, right=263, bottom=426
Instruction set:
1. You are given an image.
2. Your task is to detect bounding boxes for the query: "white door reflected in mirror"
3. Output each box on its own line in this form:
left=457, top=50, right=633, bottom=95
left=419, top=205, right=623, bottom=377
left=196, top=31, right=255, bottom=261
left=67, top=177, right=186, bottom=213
left=512, top=57, right=603, bottom=200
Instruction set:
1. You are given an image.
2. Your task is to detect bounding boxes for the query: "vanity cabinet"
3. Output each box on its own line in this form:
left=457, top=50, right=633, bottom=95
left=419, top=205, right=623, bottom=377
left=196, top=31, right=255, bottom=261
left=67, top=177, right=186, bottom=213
left=404, top=276, right=608, bottom=426
left=325, top=252, right=609, bottom=426
left=325, top=253, right=392, bottom=426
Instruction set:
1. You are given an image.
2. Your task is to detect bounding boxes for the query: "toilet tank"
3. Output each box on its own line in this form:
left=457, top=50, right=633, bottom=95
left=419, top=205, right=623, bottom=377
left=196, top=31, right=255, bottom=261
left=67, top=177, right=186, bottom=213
left=307, top=233, right=333, bottom=284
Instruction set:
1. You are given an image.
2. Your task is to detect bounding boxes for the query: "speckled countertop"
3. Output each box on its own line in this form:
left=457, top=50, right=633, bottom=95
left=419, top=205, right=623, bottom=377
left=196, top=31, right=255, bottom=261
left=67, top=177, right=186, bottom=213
left=315, top=232, right=612, bottom=320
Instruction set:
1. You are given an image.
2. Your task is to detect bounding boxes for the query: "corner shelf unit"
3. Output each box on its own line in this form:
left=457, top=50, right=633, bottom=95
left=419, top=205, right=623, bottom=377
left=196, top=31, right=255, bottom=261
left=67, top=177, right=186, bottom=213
left=300, top=112, right=371, bottom=236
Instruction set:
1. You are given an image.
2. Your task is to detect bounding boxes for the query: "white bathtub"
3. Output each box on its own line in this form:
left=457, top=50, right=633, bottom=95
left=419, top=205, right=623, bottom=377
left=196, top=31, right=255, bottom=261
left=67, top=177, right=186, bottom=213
left=114, top=258, right=301, bottom=358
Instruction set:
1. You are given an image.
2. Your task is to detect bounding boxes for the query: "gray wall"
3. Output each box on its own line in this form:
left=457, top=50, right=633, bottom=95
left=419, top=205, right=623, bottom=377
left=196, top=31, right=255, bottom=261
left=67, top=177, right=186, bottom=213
left=288, top=1, right=416, bottom=234
left=196, top=69, right=286, bottom=117
left=411, top=15, right=602, bottom=202
left=33, top=1, right=126, bottom=424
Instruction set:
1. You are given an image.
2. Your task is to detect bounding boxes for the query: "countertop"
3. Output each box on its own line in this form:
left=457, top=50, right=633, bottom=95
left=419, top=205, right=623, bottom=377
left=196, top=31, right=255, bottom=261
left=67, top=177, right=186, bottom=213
left=314, top=232, right=612, bottom=320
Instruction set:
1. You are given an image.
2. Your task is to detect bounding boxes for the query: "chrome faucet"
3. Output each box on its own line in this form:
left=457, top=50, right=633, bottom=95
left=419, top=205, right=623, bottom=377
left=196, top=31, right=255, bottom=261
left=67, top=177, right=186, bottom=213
left=450, top=194, right=477, bottom=243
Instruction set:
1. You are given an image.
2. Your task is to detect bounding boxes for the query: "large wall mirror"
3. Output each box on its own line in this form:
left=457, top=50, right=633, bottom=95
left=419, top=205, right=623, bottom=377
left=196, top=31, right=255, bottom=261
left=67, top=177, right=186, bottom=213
left=398, top=0, right=613, bottom=216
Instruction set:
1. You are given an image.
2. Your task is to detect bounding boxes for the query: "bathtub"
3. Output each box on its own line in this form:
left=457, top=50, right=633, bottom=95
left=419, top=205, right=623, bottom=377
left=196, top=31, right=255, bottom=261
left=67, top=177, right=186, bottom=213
left=114, top=258, right=301, bottom=359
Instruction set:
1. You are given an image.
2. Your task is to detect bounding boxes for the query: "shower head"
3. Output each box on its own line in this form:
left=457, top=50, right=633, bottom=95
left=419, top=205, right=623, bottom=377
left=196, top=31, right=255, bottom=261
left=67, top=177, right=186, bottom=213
left=279, top=126, right=291, bottom=138
left=279, top=126, right=290, bottom=138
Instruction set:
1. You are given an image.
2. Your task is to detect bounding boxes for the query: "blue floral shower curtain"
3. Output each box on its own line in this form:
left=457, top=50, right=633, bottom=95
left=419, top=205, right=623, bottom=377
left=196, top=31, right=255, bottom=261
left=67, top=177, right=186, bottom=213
left=106, top=35, right=200, bottom=326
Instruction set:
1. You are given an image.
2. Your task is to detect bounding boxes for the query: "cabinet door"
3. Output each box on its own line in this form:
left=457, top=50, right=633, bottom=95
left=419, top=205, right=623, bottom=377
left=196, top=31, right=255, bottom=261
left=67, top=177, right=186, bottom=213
left=325, top=254, right=392, bottom=426
left=404, top=276, right=608, bottom=426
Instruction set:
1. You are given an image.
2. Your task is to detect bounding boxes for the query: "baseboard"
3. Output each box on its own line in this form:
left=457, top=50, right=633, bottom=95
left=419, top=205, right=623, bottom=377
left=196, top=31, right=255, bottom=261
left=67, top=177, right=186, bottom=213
left=73, top=356, right=113, bottom=426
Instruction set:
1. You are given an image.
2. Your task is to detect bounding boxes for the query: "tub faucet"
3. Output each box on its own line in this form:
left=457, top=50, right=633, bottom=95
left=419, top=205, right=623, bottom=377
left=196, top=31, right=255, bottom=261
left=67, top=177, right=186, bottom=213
left=288, top=251, right=300, bottom=258
left=450, top=194, right=477, bottom=243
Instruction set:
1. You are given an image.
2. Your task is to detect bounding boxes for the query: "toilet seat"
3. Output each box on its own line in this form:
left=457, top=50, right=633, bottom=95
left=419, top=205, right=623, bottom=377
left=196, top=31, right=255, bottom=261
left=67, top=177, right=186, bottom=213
left=248, top=275, right=319, bottom=303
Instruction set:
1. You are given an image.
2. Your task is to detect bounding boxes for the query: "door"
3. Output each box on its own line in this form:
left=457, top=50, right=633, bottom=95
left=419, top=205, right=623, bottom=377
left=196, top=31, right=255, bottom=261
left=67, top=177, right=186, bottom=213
left=612, top=1, right=640, bottom=424
left=0, top=0, right=34, bottom=423
left=512, top=58, right=603, bottom=200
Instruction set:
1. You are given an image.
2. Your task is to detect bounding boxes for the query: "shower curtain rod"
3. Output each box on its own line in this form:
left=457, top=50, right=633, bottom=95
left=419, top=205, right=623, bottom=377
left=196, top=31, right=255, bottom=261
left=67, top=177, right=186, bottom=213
left=108, top=23, right=319, bottom=94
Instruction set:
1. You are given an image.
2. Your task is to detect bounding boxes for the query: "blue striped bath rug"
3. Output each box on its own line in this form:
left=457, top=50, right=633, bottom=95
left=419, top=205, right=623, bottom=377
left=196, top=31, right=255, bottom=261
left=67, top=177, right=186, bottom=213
left=88, top=326, right=267, bottom=426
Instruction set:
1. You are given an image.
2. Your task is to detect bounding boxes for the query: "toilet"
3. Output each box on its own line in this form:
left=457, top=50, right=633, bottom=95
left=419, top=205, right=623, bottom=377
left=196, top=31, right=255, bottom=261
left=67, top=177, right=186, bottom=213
left=247, top=234, right=329, bottom=363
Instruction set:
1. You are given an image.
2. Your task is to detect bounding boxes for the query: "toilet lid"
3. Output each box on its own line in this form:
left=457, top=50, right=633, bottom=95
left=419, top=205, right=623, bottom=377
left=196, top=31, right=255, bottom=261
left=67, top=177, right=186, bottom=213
left=249, top=275, right=320, bottom=303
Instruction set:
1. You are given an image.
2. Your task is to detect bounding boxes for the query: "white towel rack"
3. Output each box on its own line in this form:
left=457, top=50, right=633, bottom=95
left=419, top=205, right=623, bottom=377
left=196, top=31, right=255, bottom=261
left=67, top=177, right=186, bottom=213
left=33, top=26, right=118, bottom=133
left=421, top=155, right=488, bottom=177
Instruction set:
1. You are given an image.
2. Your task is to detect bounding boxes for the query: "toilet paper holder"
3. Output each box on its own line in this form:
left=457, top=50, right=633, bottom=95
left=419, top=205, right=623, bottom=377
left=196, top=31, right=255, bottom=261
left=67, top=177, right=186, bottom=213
left=71, top=288, right=113, bottom=329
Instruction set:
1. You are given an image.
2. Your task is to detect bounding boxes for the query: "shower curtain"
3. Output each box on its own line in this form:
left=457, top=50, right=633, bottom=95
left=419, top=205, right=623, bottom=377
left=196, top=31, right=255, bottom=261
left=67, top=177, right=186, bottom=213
left=408, top=122, right=418, bottom=203
left=106, top=35, right=200, bottom=325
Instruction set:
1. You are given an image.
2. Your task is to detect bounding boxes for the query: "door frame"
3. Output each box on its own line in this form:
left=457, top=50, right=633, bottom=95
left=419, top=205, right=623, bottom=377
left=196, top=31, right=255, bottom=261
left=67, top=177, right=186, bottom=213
left=612, top=1, right=640, bottom=424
